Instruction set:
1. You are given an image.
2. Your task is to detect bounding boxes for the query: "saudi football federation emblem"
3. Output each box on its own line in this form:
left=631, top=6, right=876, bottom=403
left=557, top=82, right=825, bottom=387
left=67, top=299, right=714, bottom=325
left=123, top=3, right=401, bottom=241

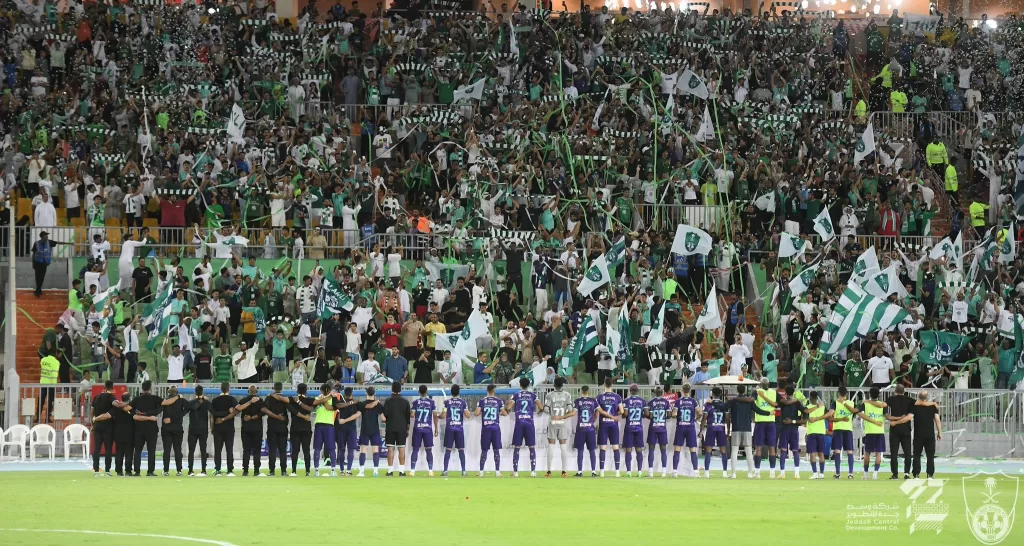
left=964, top=472, right=1018, bottom=545
left=685, top=232, right=700, bottom=252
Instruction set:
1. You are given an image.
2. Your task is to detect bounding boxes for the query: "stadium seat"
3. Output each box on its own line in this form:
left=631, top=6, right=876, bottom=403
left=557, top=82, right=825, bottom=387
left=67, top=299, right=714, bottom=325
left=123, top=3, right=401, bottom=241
left=63, top=424, right=90, bottom=461
left=69, top=217, right=85, bottom=227
left=142, top=218, right=158, bottom=228
left=0, top=424, right=30, bottom=461
left=29, top=424, right=57, bottom=461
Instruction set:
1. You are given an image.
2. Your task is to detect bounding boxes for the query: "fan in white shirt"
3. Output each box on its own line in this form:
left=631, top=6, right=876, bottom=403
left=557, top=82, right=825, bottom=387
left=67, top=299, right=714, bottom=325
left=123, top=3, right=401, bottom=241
left=726, top=341, right=752, bottom=375
left=358, top=358, right=381, bottom=383
left=866, top=355, right=894, bottom=386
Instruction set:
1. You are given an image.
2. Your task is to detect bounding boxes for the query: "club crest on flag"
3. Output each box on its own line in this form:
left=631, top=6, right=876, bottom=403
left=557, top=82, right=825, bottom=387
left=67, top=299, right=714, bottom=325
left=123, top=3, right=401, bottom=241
left=685, top=232, right=700, bottom=252
left=856, top=139, right=866, bottom=153
left=817, top=217, right=833, bottom=235
left=689, top=75, right=700, bottom=89
left=963, top=472, right=1018, bottom=545
left=799, top=269, right=815, bottom=285
left=875, top=273, right=890, bottom=292
left=855, top=260, right=867, bottom=276
left=586, top=265, right=603, bottom=281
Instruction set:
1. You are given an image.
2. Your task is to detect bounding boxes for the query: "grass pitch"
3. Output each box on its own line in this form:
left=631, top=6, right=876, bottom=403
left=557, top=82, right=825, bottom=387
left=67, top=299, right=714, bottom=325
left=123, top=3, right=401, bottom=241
left=0, top=471, right=1012, bottom=545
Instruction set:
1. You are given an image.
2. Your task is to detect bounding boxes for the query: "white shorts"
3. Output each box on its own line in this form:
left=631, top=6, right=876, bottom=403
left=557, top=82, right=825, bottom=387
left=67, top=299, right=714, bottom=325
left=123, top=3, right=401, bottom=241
left=547, top=423, right=570, bottom=441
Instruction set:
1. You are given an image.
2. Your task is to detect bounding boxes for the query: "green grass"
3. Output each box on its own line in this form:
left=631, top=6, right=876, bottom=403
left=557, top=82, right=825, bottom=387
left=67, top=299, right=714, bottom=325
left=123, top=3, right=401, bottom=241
left=0, top=471, right=1010, bottom=545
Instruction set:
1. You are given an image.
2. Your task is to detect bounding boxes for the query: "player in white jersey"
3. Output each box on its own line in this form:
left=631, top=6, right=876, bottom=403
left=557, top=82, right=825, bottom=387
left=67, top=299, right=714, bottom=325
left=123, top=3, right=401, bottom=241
left=543, top=377, right=574, bottom=477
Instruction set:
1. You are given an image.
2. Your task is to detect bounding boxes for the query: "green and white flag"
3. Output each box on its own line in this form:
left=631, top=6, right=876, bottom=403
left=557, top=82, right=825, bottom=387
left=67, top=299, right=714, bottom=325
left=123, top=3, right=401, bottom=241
left=853, top=122, right=875, bottom=164
left=513, top=361, right=547, bottom=388
left=425, top=262, right=471, bottom=288
left=862, top=263, right=909, bottom=300
left=695, top=105, right=715, bottom=142
left=646, top=301, right=667, bottom=346
left=820, top=284, right=870, bottom=355
left=695, top=287, right=722, bottom=330
left=999, top=224, right=1016, bottom=263
left=454, top=310, right=490, bottom=362
left=779, top=232, right=807, bottom=259
left=316, top=276, right=354, bottom=319
left=227, top=103, right=246, bottom=139
left=812, top=209, right=835, bottom=242
left=672, top=224, right=713, bottom=256
left=789, top=262, right=820, bottom=297
left=560, top=315, right=598, bottom=375
left=929, top=236, right=955, bottom=260
left=677, top=69, right=709, bottom=100
left=919, top=330, right=971, bottom=364
left=852, top=246, right=880, bottom=284
left=578, top=253, right=611, bottom=297
left=607, top=236, right=627, bottom=267
left=854, top=291, right=910, bottom=338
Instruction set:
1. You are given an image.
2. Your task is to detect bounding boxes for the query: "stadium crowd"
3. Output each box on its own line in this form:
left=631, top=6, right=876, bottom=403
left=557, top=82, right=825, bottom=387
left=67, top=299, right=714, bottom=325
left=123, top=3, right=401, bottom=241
left=3, top=0, right=1024, bottom=414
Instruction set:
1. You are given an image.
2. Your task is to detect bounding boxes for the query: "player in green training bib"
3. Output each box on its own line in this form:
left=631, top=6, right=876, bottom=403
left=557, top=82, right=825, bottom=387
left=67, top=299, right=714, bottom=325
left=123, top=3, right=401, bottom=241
left=859, top=387, right=887, bottom=480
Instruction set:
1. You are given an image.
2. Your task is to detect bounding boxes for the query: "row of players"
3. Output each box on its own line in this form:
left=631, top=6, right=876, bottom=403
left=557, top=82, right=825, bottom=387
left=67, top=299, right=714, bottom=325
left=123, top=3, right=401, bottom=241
left=90, top=376, right=918, bottom=480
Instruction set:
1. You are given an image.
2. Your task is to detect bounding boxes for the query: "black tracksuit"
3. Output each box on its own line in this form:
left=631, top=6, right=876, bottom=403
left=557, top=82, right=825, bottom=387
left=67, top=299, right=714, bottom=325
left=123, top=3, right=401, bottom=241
left=290, top=395, right=314, bottom=474
left=265, top=394, right=290, bottom=474
left=129, top=393, right=164, bottom=475
left=240, top=398, right=266, bottom=473
left=161, top=397, right=189, bottom=473
left=91, top=391, right=116, bottom=473
left=211, top=394, right=238, bottom=473
left=886, top=394, right=914, bottom=477
left=112, top=400, right=136, bottom=475
left=188, top=398, right=211, bottom=474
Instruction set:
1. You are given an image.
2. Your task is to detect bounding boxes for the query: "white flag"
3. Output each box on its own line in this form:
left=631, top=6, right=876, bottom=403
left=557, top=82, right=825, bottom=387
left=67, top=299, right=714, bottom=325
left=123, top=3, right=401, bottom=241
left=852, top=246, right=881, bottom=283
left=577, top=253, right=611, bottom=296
left=453, top=310, right=490, bottom=361
left=672, top=224, right=713, bottom=256
left=453, top=79, right=485, bottom=102
left=754, top=192, right=775, bottom=212
left=508, top=19, right=519, bottom=56
left=929, top=236, right=954, bottom=260
left=227, top=103, right=246, bottom=139
left=953, top=231, right=964, bottom=270
left=862, top=263, right=909, bottom=300
left=853, top=122, right=875, bottom=164
left=789, top=263, right=820, bottom=297
left=695, top=287, right=722, bottom=331
left=812, top=209, right=836, bottom=242
left=779, top=232, right=807, bottom=259
left=999, top=224, right=1016, bottom=264
left=677, top=69, right=709, bottom=100
left=695, top=105, right=715, bottom=143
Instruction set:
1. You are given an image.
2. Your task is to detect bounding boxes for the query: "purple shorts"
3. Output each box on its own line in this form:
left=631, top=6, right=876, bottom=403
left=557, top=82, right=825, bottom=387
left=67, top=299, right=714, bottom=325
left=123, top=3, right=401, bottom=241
left=512, top=422, right=536, bottom=447
left=753, top=422, right=777, bottom=447
left=335, top=427, right=357, bottom=450
left=480, top=427, right=502, bottom=451
left=704, top=428, right=728, bottom=448
left=647, top=429, right=668, bottom=446
left=358, top=432, right=381, bottom=447
left=574, top=429, right=597, bottom=451
left=863, top=434, right=886, bottom=453
left=622, top=429, right=644, bottom=449
left=598, top=423, right=620, bottom=446
left=778, top=427, right=800, bottom=452
left=443, top=428, right=465, bottom=450
left=832, top=430, right=855, bottom=452
left=673, top=426, right=698, bottom=448
left=806, top=434, right=826, bottom=454
left=412, top=428, right=434, bottom=449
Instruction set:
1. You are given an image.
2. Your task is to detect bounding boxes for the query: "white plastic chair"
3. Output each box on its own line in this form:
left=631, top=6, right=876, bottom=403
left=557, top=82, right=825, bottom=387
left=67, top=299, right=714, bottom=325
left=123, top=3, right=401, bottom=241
left=1, top=424, right=30, bottom=461
left=63, top=424, right=90, bottom=461
left=29, top=424, right=57, bottom=461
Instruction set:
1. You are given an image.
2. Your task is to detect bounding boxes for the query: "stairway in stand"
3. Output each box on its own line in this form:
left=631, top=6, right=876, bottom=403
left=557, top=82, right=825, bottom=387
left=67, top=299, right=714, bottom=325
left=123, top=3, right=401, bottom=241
left=14, top=289, right=68, bottom=383
left=681, top=293, right=762, bottom=376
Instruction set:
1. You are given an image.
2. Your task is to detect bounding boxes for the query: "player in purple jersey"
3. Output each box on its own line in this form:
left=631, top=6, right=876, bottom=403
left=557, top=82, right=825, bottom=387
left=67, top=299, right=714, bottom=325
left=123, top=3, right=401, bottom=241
left=595, top=378, right=623, bottom=477
left=474, top=384, right=507, bottom=477
left=570, top=385, right=599, bottom=477
left=645, top=387, right=671, bottom=478
left=671, top=384, right=702, bottom=478
left=621, top=385, right=647, bottom=477
left=441, top=384, right=471, bottom=477
left=700, top=387, right=731, bottom=478
left=409, top=385, right=438, bottom=477
left=505, top=377, right=545, bottom=477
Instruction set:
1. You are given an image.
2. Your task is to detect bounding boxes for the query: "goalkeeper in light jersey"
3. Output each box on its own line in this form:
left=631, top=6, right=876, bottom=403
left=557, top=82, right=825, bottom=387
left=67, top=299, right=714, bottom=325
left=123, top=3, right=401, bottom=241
left=543, top=376, right=574, bottom=477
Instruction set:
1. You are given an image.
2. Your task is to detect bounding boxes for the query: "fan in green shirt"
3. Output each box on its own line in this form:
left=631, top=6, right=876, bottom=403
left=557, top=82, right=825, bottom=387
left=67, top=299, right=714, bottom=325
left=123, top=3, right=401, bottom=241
left=845, top=359, right=867, bottom=388
left=213, top=345, right=234, bottom=383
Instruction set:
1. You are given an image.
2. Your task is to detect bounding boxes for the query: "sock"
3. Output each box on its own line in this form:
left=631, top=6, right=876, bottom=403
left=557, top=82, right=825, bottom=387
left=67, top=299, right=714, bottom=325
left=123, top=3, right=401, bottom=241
left=864, top=461, right=870, bottom=473
left=599, top=450, right=606, bottom=471
left=811, top=459, right=818, bottom=474
left=426, top=451, right=433, bottom=471
left=546, top=445, right=555, bottom=471
left=660, top=447, right=668, bottom=469
left=873, top=461, right=880, bottom=472
left=625, top=452, right=632, bottom=471
left=529, top=448, right=536, bottom=471
left=648, top=449, right=655, bottom=469
left=672, top=451, right=681, bottom=470
left=411, top=452, right=418, bottom=471
left=347, top=449, right=355, bottom=471
left=730, top=445, right=739, bottom=475
left=372, top=452, right=380, bottom=469
left=769, top=455, right=777, bottom=470
left=588, top=450, right=596, bottom=472
left=744, top=447, right=755, bottom=473
left=561, top=444, right=569, bottom=472
left=720, top=453, right=728, bottom=471
left=847, top=453, right=854, bottom=475
left=754, top=456, right=762, bottom=469
left=493, top=452, right=500, bottom=470
left=458, top=451, right=466, bottom=471
left=578, top=448, right=585, bottom=472
left=704, top=452, right=712, bottom=470
left=636, top=451, right=643, bottom=472
left=690, top=452, right=698, bottom=472
left=480, top=450, right=488, bottom=471
left=444, top=451, right=451, bottom=472
left=513, top=448, right=520, bottom=472
left=794, top=452, right=800, bottom=470
left=780, top=451, right=787, bottom=470
left=834, top=453, right=841, bottom=475
left=613, top=450, right=620, bottom=470
left=359, top=452, right=366, bottom=469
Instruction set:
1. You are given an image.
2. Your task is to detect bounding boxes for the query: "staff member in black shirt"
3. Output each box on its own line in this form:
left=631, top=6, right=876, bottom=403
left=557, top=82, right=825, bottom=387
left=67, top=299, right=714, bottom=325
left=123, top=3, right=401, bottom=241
left=289, top=383, right=315, bottom=476
left=90, top=380, right=117, bottom=476
left=118, top=381, right=163, bottom=476
left=383, top=382, right=412, bottom=477
left=188, top=386, right=211, bottom=476
left=910, top=391, right=942, bottom=479
left=111, top=393, right=135, bottom=476
left=211, top=383, right=240, bottom=476
left=239, top=385, right=268, bottom=476
left=160, top=386, right=189, bottom=476
left=335, top=386, right=360, bottom=475
left=265, top=382, right=291, bottom=476
left=885, top=385, right=915, bottom=479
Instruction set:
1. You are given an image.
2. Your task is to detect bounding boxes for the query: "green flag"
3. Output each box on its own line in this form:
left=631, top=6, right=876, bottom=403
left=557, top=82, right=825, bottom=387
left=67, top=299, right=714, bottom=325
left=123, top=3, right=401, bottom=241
left=560, top=316, right=598, bottom=375
left=316, top=276, right=354, bottom=319
left=918, top=331, right=971, bottom=365
left=1011, top=315, right=1024, bottom=386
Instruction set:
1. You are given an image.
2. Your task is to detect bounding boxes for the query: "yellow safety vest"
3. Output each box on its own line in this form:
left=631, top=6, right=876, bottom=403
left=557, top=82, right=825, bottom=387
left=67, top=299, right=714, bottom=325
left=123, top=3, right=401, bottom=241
left=833, top=399, right=855, bottom=431
left=863, top=402, right=885, bottom=434
left=754, top=389, right=776, bottom=423
left=314, top=397, right=335, bottom=425
left=854, top=100, right=867, bottom=119
left=878, top=65, right=893, bottom=88
left=890, top=91, right=907, bottom=112
left=969, top=202, right=988, bottom=227
left=806, top=404, right=826, bottom=435
left=945, top=165, right=958, bottom=191
left=39, top=355, right=60, bottom=384
left=925, top=143, right=947, bottom=166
